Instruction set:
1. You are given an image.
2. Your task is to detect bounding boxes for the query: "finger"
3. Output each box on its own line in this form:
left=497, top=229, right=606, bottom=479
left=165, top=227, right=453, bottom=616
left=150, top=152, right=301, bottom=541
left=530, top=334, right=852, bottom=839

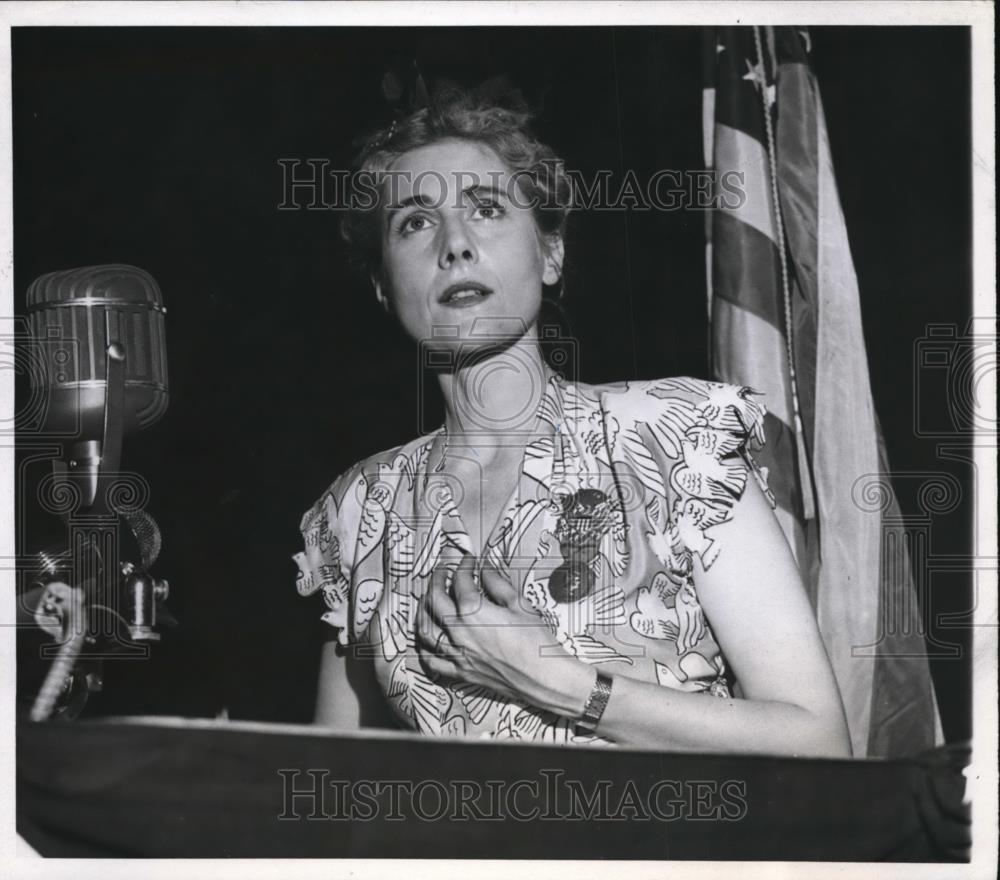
left=426, top=563, right=447, bottom=614
left=425, top=565, right=457, bottom=627
left=415, top=602, right=442, bottom=651
left=451, top=552, right=482, bottom=614
left=420, top=648, right=459, bottom=682
left=479, top=558, right=518, bottom=608
left=416, top=606, right=464, bottom=671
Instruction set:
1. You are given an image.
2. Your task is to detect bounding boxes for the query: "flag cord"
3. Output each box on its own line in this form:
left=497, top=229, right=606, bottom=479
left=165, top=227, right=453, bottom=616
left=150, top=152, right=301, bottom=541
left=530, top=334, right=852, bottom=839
left=753, top=25, right=816, bottom=520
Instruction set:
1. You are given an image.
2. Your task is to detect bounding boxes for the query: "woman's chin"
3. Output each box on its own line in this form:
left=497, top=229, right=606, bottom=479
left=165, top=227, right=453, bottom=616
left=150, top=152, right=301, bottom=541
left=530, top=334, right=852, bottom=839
left=417, top=320, right=545, bottom=375
left=426, top=306, right=537, bottom=340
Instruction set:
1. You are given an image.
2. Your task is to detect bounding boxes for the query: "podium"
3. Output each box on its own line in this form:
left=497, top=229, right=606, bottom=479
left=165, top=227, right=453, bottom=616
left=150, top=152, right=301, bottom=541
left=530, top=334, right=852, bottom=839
left=17, top=717, right=970, bottom=860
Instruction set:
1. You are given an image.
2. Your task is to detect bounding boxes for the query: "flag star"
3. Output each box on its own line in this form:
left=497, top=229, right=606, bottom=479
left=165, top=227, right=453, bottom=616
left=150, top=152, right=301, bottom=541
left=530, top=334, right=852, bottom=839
left=743, top=59, right=776, bottom=108
left=716, top=43, right=725, bottom=54
left=742, top=58, right=767, bottom=89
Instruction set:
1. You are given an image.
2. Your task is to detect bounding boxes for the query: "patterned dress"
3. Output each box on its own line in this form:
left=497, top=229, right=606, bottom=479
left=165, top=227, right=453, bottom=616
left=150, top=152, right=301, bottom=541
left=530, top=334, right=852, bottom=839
left=294, top=371, right=775, bottom=745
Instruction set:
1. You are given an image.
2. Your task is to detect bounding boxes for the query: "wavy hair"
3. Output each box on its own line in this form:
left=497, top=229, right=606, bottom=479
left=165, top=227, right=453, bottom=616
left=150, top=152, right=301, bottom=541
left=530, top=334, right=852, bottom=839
left=341, top=90, right=575, bottom=289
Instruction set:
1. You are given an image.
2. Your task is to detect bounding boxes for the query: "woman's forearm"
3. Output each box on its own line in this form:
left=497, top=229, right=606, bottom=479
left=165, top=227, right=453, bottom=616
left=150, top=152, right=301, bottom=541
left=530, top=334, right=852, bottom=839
left=418, top=555, right=851, bottom=756
left=557, top=666, right=852, bottom=757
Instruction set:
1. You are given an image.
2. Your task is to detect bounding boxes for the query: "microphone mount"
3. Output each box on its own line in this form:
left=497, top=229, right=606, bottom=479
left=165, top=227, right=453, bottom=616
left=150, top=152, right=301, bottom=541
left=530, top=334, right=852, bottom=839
left=21, top=265, right=172, bottom=722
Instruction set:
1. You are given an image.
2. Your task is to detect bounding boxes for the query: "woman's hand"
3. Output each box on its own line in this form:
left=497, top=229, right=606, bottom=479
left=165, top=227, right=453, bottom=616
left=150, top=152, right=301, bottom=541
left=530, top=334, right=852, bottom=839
left=414, top=554, right=593, bottom=718
left=413, top=480, right=851, bottom=757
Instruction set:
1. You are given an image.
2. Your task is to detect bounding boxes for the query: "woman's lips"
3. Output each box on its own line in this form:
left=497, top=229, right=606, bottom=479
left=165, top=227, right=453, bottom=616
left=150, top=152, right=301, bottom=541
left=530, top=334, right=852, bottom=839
left=438, top=283, right=494, bottom=308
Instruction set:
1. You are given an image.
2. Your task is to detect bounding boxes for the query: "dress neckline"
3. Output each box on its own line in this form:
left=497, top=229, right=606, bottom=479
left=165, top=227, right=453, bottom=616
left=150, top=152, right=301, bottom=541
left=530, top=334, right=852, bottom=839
left=424, top=363, right=562, bottom=474
left=421, top=365, right=564, bottom=558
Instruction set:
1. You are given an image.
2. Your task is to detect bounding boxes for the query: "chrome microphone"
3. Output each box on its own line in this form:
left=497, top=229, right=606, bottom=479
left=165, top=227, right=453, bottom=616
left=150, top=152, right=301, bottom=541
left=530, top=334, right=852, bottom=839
left=25, top=264, right=169, bottom=510
left=21, top=265, right=172, bottom=721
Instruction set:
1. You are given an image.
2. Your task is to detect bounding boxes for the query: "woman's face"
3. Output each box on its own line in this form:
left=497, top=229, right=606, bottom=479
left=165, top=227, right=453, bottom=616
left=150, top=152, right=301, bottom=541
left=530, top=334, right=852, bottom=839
left=375, top=138, right=562, bottom=349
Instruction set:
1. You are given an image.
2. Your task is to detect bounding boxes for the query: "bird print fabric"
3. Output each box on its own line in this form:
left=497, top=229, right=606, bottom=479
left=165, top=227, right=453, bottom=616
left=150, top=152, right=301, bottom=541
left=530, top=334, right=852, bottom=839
left=294, top=371, right=774, bottom=744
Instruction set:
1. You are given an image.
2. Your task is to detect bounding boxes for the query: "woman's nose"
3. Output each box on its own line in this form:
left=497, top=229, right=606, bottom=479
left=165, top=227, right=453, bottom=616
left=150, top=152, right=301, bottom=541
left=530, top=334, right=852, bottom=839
left=437, top=216, right=478, bottom=269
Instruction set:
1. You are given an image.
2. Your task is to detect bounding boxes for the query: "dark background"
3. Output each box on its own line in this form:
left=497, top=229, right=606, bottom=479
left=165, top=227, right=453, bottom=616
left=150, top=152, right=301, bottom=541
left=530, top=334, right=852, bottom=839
left=12, top=27, right=973, bottom=742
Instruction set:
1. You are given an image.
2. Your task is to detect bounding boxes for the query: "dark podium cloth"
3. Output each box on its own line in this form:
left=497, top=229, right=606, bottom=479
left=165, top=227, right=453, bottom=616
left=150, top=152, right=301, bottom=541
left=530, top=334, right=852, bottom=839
left=17, top=717, right=970, bottom=860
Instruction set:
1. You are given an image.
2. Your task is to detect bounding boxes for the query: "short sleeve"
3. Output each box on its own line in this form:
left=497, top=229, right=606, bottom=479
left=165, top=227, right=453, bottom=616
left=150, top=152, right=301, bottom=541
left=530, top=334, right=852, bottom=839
left=292, top=461, right=366, bottom=645
left=663, top=379, right=776, bottom=572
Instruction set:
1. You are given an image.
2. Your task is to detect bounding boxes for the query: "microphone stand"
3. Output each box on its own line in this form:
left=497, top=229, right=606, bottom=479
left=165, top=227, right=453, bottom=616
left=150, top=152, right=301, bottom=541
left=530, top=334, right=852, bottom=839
left=30, top=313, right=165, bottom=721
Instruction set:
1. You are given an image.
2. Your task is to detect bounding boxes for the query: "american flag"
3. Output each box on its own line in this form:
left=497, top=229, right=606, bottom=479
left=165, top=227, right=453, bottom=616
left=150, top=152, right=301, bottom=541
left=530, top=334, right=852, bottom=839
left=703, top=26, right=942, bottom=757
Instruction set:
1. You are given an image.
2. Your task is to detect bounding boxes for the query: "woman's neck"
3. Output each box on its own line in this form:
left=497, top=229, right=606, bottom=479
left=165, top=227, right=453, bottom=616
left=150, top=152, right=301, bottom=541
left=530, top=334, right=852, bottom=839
left=436, top=328, right=550, bottom=446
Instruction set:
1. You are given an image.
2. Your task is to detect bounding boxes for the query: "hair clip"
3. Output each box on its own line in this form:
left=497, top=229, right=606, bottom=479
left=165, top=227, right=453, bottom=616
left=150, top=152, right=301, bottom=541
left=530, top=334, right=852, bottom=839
left=364, top=119, right=399, bottom=154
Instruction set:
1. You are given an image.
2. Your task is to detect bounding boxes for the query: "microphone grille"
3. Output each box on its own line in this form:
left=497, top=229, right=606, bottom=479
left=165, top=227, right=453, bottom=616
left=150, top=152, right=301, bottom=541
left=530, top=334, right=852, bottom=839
left=124, top=509, right=162, bottom=570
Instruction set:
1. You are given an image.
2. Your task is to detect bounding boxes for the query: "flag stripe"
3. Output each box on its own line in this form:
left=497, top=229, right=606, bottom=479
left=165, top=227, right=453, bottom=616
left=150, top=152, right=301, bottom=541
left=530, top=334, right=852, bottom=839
left=702, top=87, right=716, bottom=169
left=710, top=295, right=792, bottom=427
left=708, top=24, right=808, bottom=577
left=714, top=122, right=778, bottom=244
left=703, top=84, right=716, bottom=320
left=711, top=285, right=805, bottom=563
left=758, top=412, right=804, bottom=518
left=712, top=211, right=786, bottom=333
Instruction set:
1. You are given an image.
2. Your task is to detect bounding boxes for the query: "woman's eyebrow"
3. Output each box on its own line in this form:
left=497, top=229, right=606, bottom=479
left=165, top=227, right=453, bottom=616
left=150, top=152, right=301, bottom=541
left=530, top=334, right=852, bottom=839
left=386, top=192, right=438, bottom=218
left=465, top=184, right=506, bottom=203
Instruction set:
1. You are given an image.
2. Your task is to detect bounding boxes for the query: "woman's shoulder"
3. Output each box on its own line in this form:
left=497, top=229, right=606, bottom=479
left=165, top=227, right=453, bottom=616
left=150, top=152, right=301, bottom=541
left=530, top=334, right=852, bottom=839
left=298, top=431, right=440, bottom=534
left=560, top=374, right=774, bottom=528
left=573, top=374, right=768, bottom=448
left=589, top=376, right=775, bottom=569
left=294, top=431, right=441, bottom=611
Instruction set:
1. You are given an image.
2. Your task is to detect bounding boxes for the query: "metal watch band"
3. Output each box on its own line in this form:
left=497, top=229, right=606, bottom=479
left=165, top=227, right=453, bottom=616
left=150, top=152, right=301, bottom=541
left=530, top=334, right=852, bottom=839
left=576, top=671, right=613, bottom=734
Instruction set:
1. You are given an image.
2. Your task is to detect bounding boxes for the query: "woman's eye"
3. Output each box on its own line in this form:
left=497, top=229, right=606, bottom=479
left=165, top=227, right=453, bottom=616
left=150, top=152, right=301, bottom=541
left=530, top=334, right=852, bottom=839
left=399, top=214, right=431, bottom=234
left=472, top=201, right=506, bottom=220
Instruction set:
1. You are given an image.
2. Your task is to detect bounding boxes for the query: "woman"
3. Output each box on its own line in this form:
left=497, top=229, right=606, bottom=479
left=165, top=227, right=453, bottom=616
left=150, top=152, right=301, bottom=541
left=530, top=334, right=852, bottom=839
left=294, top=92, right=851, bottom=756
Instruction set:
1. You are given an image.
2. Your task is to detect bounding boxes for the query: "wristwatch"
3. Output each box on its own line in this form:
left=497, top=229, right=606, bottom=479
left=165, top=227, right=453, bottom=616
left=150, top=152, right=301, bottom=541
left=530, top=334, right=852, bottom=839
left=575, top=671, right=613, bottom=735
